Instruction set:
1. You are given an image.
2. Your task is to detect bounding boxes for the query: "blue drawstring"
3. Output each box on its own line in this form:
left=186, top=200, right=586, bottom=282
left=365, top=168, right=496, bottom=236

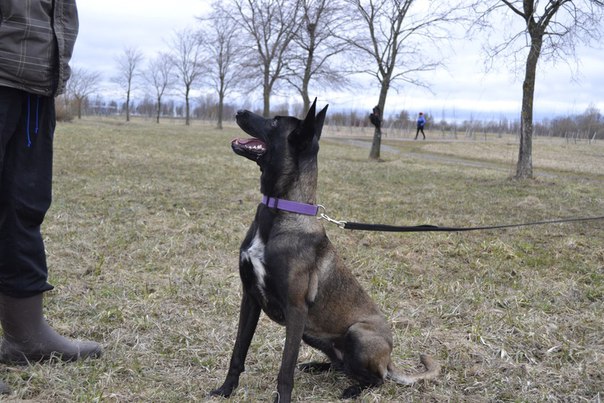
left=35, top=96, right=40, bottom=134
left=25, top=95, right=40, bottom=148
left=26, top=95, right=32, bottom=147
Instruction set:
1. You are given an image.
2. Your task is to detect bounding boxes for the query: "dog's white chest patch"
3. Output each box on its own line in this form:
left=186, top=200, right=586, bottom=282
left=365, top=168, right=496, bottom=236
left=241, top=232, right=267, bottom=298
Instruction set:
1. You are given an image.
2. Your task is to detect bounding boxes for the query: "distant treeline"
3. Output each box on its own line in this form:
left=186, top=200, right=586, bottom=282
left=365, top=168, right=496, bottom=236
left=59, top=95, right=602, bottom=141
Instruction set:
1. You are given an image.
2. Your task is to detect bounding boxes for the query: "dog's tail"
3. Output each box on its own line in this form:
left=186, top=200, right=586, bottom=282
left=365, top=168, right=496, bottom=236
left=386, top=354, right=440, bottom=385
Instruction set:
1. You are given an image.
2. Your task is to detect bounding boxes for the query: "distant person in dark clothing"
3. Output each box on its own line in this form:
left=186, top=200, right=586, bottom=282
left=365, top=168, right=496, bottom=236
left=415, top=112, right=426, bottom=140
left=369, top=106, right=381, bottom=129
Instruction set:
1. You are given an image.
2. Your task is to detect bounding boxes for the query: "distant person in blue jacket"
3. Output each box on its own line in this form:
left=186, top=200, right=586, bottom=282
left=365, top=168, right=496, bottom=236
left=415, top=112, right=426, bottom=140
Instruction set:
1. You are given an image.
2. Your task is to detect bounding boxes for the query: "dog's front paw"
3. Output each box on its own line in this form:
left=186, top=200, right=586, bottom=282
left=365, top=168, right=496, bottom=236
left=341, top=384, right=364, bottom=400
left=209, top=383, right=236, bottom=398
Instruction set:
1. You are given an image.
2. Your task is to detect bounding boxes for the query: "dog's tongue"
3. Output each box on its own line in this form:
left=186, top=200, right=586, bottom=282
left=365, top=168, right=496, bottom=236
left=233, top=138, right=262, bottom=146
left=232, top=138, right=266, bottom=149
left=231, top=138, right=267, bottom=157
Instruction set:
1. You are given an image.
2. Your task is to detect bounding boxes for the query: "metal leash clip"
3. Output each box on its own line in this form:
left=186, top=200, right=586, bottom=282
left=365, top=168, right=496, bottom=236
left=317, top=205, right=346, bottom=228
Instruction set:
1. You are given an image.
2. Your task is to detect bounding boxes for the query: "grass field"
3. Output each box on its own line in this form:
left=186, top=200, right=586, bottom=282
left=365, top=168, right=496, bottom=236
left=2, top=117, right=602, bottom=402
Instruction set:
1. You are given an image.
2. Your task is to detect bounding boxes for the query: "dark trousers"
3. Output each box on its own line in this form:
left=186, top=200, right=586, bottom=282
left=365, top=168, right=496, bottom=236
left=415, top=126, right=425, bottom=139
left=0, top=87, right=55, bottom=297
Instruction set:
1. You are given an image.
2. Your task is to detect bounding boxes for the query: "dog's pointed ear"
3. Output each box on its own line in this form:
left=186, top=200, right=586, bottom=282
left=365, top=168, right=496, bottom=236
left=300, top=98, right=328, bottom=140
left=289, top=99, right=328, bottom=147
left=290, top=99, right=318, bottom=146
left=315, top=104, right=328, bottom=140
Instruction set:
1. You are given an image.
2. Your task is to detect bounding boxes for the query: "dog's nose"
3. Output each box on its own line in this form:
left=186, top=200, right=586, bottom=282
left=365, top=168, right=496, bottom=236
left=236, top=110, right=250, bottom=122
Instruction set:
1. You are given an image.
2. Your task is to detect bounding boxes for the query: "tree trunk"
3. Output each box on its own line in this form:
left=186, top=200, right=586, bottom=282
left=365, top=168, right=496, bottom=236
left=302, top=86, right=310, bottom=113
left=263, top=64, right=271, bottom=117
left=77, top=98, right=82, bottom=119
left=301, top=46, right=311, bottom=112
left=217, top=89, right=224, bottom=130
left=516, top=35, right=542, bottom=179
left=185, top=86, right=191, bottom=126
left=301, top=25, right=314, bottom=114
left=126, top=88, right=131, bottom=122
left=369, top=126, right=382, bottom=160
left=263, top=84, right=271, bottom=118
left=369, top=82, right=389, bottom=160
left=156, top=97, right=161, bottom=124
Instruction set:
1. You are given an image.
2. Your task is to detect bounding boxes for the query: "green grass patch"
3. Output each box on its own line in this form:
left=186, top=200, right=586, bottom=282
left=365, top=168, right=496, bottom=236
left=3, top=117, right=602, bottom=401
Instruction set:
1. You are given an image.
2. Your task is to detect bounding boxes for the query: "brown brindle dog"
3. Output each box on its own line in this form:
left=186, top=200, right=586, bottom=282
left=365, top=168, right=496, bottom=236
left=210, top=100, right=439, bottom=402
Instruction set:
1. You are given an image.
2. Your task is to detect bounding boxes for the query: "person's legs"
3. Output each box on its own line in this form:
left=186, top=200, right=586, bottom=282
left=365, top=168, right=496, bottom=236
left=0, top=88, right=54, bottom=297
left=0, top=87, right=101, bottom=365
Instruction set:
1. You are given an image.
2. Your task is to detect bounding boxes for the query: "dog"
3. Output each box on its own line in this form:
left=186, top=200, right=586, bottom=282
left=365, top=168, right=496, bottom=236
left=210, top=100, right=439, bottom=402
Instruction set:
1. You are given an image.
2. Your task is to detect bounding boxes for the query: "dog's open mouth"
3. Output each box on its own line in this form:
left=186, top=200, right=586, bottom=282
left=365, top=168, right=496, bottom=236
left=231, top=138, right=267, bottom=160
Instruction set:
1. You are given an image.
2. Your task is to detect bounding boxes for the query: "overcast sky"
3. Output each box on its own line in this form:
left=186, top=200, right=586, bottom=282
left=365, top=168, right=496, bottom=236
left=72, top=0, right=604, bottom=121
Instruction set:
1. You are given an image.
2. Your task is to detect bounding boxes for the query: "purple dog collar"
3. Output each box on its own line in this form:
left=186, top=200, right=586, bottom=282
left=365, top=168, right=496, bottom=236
left=261, top=195, right=320, bottom=216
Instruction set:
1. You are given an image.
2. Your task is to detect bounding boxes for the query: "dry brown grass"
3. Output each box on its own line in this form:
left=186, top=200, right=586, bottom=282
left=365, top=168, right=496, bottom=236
left=1, top=117, right=602, bottom=402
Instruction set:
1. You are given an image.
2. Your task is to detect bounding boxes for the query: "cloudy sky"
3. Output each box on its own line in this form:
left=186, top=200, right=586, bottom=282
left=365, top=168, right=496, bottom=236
left=72, top=0, right=604, bottom=121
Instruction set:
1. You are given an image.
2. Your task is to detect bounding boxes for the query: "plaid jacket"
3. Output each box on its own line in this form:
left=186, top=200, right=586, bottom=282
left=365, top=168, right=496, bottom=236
left=0, top=0, right=79, bottom=96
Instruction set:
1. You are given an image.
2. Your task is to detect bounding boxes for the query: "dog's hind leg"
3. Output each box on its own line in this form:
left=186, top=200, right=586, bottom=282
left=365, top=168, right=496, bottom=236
left=341, top=384, right=370, bottom=399
left=339, top=322, right=391, bottom=399
left=299, top=334, right=339, bottom=374
left=210, top=292, right=261, bottom=398
left=299, top=361, right=333, bottom=374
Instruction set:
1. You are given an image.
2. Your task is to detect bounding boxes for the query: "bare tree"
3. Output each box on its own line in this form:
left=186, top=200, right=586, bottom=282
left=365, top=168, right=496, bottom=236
left=577, top=104, right=602, bottom=140
left=285, top=0, right=350, bottom=112
left=113, top=47, right=144, bottom=122
left=198, top=5, right=245, bottom=129
left=66, top=67, right=102, bottom=119
left=230, top=0, right=301, bottom=116
left=169, top=28, right=205, bottom=126
left=144, top=53, right=175, bottom=124
left=345, top=0, right=466, bottom=160
left=473, top=0, right=604, bottom=179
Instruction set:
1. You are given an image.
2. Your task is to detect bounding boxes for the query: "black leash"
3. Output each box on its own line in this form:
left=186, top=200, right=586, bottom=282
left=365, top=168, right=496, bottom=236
left=318, top=209, right=604, bottom=233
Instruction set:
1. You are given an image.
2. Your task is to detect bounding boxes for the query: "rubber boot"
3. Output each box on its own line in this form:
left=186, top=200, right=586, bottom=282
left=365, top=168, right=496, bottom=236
left=0, top=293, right=102, bottom=364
